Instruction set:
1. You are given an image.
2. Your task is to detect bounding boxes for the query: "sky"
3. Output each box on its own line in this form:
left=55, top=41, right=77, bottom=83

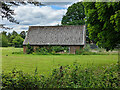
left=0, top=0, right=81, bottom=33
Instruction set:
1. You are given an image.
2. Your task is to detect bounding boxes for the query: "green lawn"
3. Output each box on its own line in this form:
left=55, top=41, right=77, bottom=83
left=1, top=47, right=118, bottom=76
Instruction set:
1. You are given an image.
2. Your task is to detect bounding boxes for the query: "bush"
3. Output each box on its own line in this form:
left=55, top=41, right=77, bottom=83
left=36, top=47, right=49, bottom=55
left=35, top=46, right=69, bottom=55
left=2, top=63, right=119, bottom=89
left=84, top=44, right=91, bottom=52
left=26, top=43, right=33, bottom=54
left=75, top=45, right=110, bottom=55
left=76, top=47, right=85, bottom=55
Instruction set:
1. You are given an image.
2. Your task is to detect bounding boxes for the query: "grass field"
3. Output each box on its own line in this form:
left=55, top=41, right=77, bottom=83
left=1, top=47, right=118, bottom=76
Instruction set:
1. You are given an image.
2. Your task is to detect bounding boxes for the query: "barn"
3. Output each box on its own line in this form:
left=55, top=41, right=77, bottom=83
left=23, top=25, right=86, bottom=54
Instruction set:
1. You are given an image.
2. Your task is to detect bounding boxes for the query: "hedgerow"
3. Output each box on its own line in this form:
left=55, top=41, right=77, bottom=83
left=2, top=63, right=119, bottom=89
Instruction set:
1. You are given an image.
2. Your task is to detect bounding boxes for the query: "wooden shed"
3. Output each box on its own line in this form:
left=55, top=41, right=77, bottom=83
left=23, top=25, right=86, bottom=54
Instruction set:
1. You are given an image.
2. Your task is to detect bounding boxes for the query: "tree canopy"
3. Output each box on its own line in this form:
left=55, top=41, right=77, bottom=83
left=83, top=2, right=120, bottom=50
left=61, top=2, right=85, bottom=25
left=1, top=34, right=8, bottom=47
left=61, top=2, right=91, bottom=43
left=0, top=31, right=26, bottom=47
left=20, top=31, right=26, bottom=39
left=12, top=35, right=24, bottom=47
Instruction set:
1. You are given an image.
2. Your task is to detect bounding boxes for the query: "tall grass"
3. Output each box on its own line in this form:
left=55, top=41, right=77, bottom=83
left=2, top=63, right=119, bottom=89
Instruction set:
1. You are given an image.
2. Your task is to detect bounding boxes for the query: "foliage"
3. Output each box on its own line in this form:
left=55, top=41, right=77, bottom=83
left=51, top=46, right=68, bottom=53
left=83, top=2, right=120, bottom=51
left=11, top=31, right=18, bottom=36
left=2, top=63, right=119, bottom=89
left=1, top=34, right=8, bottom=47
left=76, top=48, right=85, bottom=55
left=35, top=46, right=69, bottom=55
left=26, top=43, right=33, bottom=54
left=12, top=35, right=24, bottom=47
left=0, top=34, right=1, bottom=46
left=0, top=31, right=25, bottom=47
left=7, top=33, right=11, bottom=39
left=9, top=35, right=16, bottom=45
left=20, top=31, right=26, bottom=39
left=61, top=2, right=85, bottom=25
left=1, top=31, right=7, bottom=36
left=61, top=2, right=91, bottom=44
left=36, top=47, right=49, bottom=55
left=7, top=31, right=18, bottom=46
left=76, top=45, right=91, bottom=55
left=0, top=32, right=8, bottom=47
left=84, top=44, right=91, bottom=52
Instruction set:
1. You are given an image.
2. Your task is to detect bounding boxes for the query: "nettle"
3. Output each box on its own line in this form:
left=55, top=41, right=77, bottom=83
left=2, top=63, right=119, bottom=89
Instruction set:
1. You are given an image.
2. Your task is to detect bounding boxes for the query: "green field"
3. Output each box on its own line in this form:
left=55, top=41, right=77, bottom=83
left=2, top=47, right=118, bottom=75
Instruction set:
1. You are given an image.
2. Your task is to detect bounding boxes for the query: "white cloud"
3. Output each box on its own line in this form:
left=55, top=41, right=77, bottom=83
left=0, top=3, right=70, bottom=33
left=37, top=0, right=78, bottom=2
left=13, top=4, right=67, bottom=26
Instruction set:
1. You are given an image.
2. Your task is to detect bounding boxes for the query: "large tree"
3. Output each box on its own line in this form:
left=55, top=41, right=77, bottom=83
left=61, top=2, right=91, bottom=43
left=83, top=2, right=120, bottom=51
left=61, top=2, right=85, bottom=25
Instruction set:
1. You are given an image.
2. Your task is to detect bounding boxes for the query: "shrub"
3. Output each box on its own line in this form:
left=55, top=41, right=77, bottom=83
left=26, top=43, right=33, bottom=54
left=84, top=44, right=91, bottom=52
left=36, top=47, right=49, bottom=55
left=76, top=48, right=84, bottom=55
left=35, top=46, right=69, bottom=55
left=2, top=63, right=119, bottom=89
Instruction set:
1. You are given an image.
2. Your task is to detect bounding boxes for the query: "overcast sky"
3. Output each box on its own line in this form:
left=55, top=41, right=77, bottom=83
left=0, top=0, right=81, bottom=33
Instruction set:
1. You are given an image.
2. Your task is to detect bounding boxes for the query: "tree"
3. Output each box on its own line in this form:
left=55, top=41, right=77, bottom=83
left=1, top=34, right=8, bottom=47
left=12, top=31, right=18, bottom=36
left=83, top=2, right=120, bottom=51
left=12, top=35, right=24, bottom=47
left=1, top=31, right=7, bottom=36
left=61, top=2, right=91, bottom=43
left=20, top=31, right=26, bottom=39
left=61, top=2, right=85, bottom=25
left=7, top=33, right=11, bottom=39
left=9, top=35, right=16, bottom=45
left=8, top=31, right=18, bottom=45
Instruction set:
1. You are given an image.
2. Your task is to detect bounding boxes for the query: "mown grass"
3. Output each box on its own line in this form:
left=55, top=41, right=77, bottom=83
left=1, top=47, right=118, bottom=76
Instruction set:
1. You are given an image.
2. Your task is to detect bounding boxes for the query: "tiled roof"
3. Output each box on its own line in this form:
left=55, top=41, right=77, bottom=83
left=23, top=25, right=86, bottom=45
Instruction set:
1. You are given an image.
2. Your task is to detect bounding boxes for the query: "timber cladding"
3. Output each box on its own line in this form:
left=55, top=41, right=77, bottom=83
left=23, top=25, right=86, bottom=54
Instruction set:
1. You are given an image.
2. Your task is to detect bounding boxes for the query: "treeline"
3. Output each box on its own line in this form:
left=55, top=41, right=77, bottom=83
left=0, top=31, right=26, bottom=47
